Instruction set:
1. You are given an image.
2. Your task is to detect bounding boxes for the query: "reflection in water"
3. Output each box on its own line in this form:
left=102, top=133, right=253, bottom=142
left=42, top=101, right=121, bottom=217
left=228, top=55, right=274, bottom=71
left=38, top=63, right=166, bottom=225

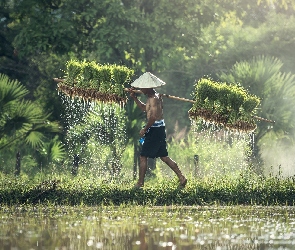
left=0, top=206, right=295, bottom=249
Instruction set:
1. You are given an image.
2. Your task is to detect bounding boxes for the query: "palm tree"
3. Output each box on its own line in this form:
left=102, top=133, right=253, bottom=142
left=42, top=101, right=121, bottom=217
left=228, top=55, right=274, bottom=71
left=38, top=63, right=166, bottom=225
left=0, top=74, right=64, bottom=174
left=218, top=56, right=295, bottom=160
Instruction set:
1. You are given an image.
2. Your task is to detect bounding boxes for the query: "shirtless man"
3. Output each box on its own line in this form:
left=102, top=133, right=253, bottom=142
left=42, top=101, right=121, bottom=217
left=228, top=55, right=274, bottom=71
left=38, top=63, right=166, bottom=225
left=129, top=87, right=187, bottom=188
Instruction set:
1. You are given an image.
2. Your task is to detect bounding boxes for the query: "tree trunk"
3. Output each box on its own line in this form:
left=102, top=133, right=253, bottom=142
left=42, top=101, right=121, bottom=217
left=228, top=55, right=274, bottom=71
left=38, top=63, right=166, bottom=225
left=194, top=154, right=199, bottom=176
left=72, top=154, right=79, bottom=176
left=15, top=151, right=21, bottom=176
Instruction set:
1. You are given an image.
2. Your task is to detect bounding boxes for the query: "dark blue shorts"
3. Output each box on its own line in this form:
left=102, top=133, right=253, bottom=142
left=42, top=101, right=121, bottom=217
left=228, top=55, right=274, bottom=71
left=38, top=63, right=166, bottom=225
left=140, top=126, right=168, bottom=158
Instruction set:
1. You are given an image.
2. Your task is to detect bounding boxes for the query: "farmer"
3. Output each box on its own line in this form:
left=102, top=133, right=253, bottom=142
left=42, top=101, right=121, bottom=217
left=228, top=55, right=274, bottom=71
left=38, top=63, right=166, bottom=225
left=128, top=72, right=187, bottom=189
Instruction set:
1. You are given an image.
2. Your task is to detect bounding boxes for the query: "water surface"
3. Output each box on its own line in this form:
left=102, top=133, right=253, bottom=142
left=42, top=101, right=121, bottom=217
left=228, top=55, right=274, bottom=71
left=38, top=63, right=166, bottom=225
left=1, top=205, right=294, bottom=249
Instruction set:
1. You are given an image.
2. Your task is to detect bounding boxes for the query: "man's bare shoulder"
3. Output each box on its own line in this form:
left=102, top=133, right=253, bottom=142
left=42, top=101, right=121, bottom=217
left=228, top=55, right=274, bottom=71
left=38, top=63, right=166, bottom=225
left=147, top=95, right=159, bottom=104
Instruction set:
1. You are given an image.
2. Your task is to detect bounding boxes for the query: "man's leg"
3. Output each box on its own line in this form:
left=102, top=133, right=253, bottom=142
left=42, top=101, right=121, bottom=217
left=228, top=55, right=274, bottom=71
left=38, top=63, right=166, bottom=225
left=135, top=155, right=148, bottom=187
left=160, top=156, right=187, bottom=188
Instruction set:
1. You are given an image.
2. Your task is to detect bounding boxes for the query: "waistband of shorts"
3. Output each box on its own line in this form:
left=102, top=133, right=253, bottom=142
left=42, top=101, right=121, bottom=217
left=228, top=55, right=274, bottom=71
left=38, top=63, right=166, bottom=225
left=151, top=119, right=165, bottom=127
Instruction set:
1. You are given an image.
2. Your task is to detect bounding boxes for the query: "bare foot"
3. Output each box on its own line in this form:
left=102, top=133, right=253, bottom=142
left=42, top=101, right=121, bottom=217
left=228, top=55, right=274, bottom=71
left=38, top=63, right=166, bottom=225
left=179, top=177, right=187, bottom=189
left=133, top=183, right=144, bottom=189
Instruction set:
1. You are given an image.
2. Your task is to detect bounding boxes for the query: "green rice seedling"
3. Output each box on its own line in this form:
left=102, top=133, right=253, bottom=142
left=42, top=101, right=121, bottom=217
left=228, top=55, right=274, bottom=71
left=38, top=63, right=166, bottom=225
left=90, top=63, right=103, bottom=90
left=65, top=59, right=82, bottom=86
left=227, top=84, right=247, bottom=113
left=112, top=65, right=134, bottom=99
left=217, top=83, right=231, bottom=110
left=194, top=78, right=213, bottom=107
left=242, top=94, right=260, bottom=113
left=189, top=77, right=260, bottom=132
left=57, top=60, right=133, bottom=104
left=100, top=64, right=113, bottom=83
left=79, top=61, right=97, bottom=88
left=206, top=81, right=220, bottom=105
left=98, top=65, right=112, bottom=93
left=112, top=65, right=134, bottom=86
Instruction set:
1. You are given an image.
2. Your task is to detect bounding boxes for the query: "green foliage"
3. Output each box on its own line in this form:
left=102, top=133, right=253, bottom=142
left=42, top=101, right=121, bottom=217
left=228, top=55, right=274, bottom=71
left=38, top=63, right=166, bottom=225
left=36, top=136, right=66, bottom=167
left=0, top=74, right=29, bottom=106
left=0, top=98, right=61, bottom=150
left=0, top=74, right=65, bottom=173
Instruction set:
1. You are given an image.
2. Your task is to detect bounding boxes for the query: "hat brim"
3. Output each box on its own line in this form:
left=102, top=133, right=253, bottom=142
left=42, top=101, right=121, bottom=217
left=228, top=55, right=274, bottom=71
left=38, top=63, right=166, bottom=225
left=131, top=72, right=166, bottom=88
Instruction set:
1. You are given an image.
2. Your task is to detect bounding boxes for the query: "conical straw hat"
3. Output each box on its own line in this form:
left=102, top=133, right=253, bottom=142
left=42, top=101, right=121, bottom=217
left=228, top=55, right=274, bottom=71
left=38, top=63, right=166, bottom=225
left=131, top=72, right=166, bottom=88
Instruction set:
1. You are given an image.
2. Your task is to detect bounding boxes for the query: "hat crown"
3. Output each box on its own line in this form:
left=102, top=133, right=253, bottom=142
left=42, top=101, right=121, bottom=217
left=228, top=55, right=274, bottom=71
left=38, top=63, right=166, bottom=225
left=131, top=72, right=166, bottom=88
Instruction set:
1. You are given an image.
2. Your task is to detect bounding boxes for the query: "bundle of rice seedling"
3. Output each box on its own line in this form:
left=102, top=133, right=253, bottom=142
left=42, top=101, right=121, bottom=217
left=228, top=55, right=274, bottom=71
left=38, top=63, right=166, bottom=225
left=55, top=60, right=134, bottom=106
left=188, top=78, right=261, bottom=133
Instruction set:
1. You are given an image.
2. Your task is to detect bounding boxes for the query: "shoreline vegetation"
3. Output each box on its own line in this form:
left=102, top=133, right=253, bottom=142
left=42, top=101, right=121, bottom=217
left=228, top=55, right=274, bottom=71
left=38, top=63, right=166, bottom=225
left=1, top=172, right=295, bottom=206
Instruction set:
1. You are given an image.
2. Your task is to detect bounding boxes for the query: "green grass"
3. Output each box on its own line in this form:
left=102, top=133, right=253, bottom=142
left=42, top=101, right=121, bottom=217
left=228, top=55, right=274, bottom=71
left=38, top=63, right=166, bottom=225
left=1, top=171, right=295, bottom=206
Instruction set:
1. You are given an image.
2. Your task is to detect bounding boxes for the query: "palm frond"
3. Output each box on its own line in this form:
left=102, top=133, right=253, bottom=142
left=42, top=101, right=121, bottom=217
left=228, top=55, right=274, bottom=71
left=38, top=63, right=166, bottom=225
left=0, top=73, right=29, bottom=105
left=49, top=140, right=66, bottom=162
left=0, top=98, right=62, bottom=150
left=0, top=100, right=46, bottom=137
left=32, top=121, right=62, bottom=134
left=0, top=74, right=29, bottom=124
left=16, top=100, right=49, bottom=124
left=25, top=131, right=45, bottom=149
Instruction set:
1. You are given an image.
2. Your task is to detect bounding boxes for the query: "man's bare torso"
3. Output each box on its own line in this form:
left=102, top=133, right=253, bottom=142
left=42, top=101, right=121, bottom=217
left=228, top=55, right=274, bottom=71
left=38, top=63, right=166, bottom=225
left=146, top=93, right=164, bottom=121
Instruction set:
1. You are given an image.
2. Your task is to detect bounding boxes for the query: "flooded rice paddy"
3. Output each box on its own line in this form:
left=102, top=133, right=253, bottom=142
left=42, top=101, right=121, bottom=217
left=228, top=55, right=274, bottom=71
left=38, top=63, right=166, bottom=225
left=1, top=205, right=295, bottom=250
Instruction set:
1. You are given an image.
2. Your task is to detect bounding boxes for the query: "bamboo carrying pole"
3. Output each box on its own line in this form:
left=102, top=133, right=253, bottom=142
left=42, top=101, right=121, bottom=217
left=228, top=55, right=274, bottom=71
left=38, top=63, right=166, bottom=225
left=53, top=78, right=64, bottom=83
left=53, top=78, right=275, bottom=123
left=124, top=88, right=195, bottom=103
left=124, top=88, right=275, bottom=123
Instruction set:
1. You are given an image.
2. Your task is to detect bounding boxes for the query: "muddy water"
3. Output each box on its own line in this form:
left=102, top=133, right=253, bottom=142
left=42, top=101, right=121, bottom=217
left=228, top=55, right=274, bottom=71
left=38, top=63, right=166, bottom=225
left=1, top=205, right=295, bottom=249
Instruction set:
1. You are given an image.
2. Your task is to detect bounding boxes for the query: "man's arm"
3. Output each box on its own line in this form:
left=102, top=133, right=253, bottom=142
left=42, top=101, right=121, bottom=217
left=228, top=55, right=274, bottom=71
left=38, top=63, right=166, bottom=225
left=133, top=96, right=146, bottom=112
left=129, top=89, right=146, bottom=111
